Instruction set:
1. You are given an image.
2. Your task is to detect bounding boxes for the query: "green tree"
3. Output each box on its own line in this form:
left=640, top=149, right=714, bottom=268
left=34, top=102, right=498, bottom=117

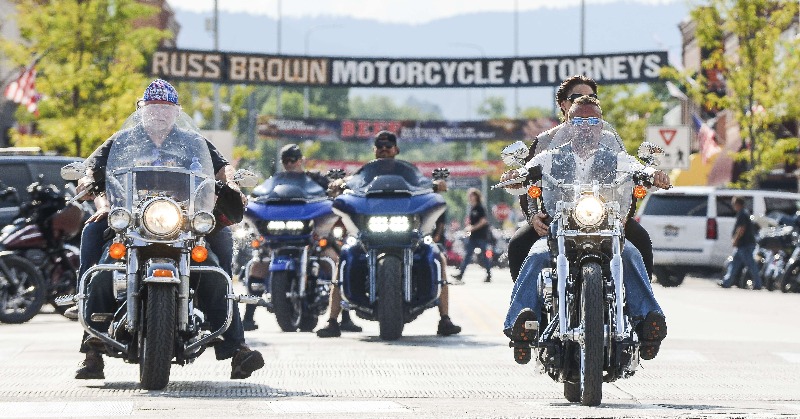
left=664, top=0, right=800, bottom=187
left=349, top=95, right=443, bottom=120
left=0, top=0, right=168, bottom=156
left=600, top=84, right=668, bottom=154
left=477, top=96, right=507, bottom=119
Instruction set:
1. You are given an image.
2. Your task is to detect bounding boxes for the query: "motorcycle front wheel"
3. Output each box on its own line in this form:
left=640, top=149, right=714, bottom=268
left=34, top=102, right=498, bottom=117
left=139, top=284, right=176, bottom=390
left=564, top=261, right=604, bottom=406
left=272, top=271, right=303, bottom=332
left=377, top=255, right=404, bottom=341
left=0, top=255, right=46, bottom=324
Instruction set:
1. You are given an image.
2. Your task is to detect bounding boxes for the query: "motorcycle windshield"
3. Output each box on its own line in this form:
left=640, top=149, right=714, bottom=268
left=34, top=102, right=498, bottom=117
left=252, top=171, right=326, bottom=202
left=346, top=159, right=433, bottom=196
left=540, top=122, right=635, bottom=222
left=105, top=104, right=216, bottom=214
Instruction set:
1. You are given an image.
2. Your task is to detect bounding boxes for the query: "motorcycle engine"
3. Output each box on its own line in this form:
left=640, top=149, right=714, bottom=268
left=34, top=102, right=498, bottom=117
left=24, top=249, right=47, bottom=266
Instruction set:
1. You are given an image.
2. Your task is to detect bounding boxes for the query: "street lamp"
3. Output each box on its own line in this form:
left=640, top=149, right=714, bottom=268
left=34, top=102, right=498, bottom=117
left=303, top=24, right=342, bottom=118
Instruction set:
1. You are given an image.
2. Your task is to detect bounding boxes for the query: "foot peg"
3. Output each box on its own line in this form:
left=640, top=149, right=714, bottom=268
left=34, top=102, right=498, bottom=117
left=237, top=294, right=270, bottom=307
left=55, top=294, right=78, bottom=307
left=90, top=313, right=113, bottom=322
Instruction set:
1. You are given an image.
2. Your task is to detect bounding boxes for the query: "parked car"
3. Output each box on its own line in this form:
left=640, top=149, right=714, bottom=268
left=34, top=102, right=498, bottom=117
left=0, top=149, right=82, bottom=226
left=635, top=186, right=800, bottom=286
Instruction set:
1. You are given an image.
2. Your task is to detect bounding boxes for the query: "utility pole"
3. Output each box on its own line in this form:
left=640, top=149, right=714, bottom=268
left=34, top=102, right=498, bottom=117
left=212, top=0, right=221, bottom=130
left=513, top=0, right=519, bottom=117
left=276, top=0, right=283, bottom=117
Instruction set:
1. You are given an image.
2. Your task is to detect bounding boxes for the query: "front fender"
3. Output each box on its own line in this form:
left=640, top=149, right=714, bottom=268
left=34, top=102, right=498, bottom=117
left=269, top=255, right=295, bottom=272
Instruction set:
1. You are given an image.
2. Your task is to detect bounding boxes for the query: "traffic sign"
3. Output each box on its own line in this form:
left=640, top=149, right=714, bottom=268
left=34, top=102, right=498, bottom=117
left=492, top=203, right=511, bottom=222
left=645, top=125, right=691, bottom=169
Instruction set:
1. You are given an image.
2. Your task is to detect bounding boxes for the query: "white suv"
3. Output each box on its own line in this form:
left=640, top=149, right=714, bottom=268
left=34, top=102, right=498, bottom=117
left=635, top=186, right=800, bottom=286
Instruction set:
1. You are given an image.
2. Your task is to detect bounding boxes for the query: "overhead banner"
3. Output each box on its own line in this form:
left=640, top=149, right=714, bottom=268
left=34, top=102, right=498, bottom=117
left=150, top=48, right=668, bottom=88
left=258, top=116, right=559, bottom=143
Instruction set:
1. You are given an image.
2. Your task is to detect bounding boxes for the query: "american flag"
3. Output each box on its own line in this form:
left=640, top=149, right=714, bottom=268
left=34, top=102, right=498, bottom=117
left=3, top=67, right=40, bottom=116
left=691, top=114, right=721, bottom=163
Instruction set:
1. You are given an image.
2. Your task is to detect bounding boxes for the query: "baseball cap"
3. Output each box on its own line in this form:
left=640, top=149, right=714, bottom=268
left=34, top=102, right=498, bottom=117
left=280, top=143, right=303, bottom=162
left=374, top=130, right=397, bottom=146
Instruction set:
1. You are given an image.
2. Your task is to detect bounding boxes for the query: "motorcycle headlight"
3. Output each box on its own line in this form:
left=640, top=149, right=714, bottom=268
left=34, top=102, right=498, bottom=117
left=574, top=196, right=605, bottom=228
left=368, top=216, right=411, bottom=233
left=142, top=199, right=182, bottom=237
left=191, top=211, right=215, bottom=234
left=266, top=220, right=306, bottom=235
left=108, top=208, right=132, bottom=231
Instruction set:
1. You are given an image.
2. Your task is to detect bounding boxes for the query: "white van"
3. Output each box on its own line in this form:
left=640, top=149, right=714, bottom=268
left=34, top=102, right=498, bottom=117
left=635, top=186, right=800, bottom=286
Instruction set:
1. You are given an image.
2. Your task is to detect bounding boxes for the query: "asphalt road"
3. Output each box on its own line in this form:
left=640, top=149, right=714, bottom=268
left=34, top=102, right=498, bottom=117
left=2, top=267, right=800, bottom=418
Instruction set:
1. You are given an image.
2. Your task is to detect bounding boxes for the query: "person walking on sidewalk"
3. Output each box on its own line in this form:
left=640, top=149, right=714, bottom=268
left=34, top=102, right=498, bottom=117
left=719, top=196, right=763, bottom=289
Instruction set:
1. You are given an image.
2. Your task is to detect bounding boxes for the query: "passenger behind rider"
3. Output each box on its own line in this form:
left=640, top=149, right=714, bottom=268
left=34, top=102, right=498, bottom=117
left=74, top=79, right=264, bottom=380
left=505, top=75, right=658, bottom=282
left=503, top=95, right=668, bottom=364
left=241, top=143, right=362, bottom=333
left=315, top=130, right=462, bottom=337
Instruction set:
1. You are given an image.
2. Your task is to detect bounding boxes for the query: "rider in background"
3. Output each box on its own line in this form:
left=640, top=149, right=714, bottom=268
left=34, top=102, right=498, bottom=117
left=242, top=143, right=362, bottom=333
left=316, top=130, right=462, bottom=338
left=74, top=79, right=264, bottom=380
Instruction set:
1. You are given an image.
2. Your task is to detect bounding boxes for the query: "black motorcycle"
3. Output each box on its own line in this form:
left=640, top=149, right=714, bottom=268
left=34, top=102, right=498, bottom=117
left=0, top=179, right=84, bottom=323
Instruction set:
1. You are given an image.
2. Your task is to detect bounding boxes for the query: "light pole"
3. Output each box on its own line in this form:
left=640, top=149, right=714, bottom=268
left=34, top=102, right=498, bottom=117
left=450, top=42, right=487, bottom=111
left=451, top=42, right=489, bottom=205
left=212, top=0, right=221, bottom=130
left=304, top=24, right=342, bottom=118
left=514, top=0, right=519, bottom=117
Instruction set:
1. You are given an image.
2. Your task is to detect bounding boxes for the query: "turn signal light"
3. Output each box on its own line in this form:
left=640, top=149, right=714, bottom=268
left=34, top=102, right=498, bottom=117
left=318, top=238, right=328, bottom=248
left=153, top=269, right=174, bottom=278
left=250, top=239, right=260, bottom=248
left=527, top=185, right=542, bottom=199
left=191, top=245, right=208, bottom=263
left=109, top=242, right=126, bottom=259
left=633, top=185, right=647, bottom=199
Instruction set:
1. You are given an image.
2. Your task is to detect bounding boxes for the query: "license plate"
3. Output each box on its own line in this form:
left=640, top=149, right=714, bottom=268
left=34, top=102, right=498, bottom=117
left=664, top=225, right=679, bottom=237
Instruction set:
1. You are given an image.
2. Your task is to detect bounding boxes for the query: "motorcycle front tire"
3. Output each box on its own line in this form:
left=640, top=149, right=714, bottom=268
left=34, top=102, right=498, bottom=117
left=0, top=255, right=46, bottom=324
left=564, top=261, right=604, bottom=407
left=377, top=255, right=404, bottom=341
left=139, top=284, right=176, bottom=390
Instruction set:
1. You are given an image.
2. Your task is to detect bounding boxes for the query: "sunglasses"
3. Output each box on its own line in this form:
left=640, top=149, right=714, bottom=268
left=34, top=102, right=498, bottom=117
left=570, top=117, right=601, bottom=126
left=375, top=142, right=395, bottom=149
left=567, top=93, right=598, bottom=102
left=284, top=158, right=300, bottom=164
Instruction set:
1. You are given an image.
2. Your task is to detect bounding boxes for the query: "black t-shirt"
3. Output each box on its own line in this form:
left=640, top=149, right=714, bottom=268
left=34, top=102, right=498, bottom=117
left=734, top=208, right=756, bottom=247
left=434, top=212, right=447, bottom=245
left=469, top=204, right=489, bottom=241
left=85, top=127, right=229, bottom=192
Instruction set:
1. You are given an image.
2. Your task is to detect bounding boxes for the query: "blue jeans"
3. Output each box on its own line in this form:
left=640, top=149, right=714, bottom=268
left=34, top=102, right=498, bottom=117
left=504, top=238, right=663, bottom=330
left=458, top=237, right=492, bottom=275
left=721, top=244, right=762, bottom=288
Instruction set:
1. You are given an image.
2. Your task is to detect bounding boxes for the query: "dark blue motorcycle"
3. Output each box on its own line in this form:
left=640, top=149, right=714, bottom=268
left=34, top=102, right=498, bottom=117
left=333, top=159, right=447, bottom=340
left=244, top=171, right=340, bottom=332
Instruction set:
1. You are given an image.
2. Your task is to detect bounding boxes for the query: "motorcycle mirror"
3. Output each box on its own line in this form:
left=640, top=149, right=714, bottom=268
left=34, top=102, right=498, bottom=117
left=60, top=162, right=86, bottom=181
left=501, top=141, right=529, bottom=167
left=637, top=142, right=665, bottom=166
left=233, top=169, right=259, bottom=188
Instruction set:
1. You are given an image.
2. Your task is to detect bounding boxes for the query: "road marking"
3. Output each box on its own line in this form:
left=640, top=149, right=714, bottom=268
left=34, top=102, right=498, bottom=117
left=775, top=352, right=800, bottom=363
left=266, top=401, right=407, bottom=413
left=0, top=401, right=133, bottom=418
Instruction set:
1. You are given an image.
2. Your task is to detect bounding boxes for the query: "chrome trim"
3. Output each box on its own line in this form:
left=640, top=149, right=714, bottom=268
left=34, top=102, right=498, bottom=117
left=403, top=248, right=413, bottom=302
left=368, top=249, right=377, bottom=304
left=77, top=263, right=127, bottom=353
left=183, top=265, right=233, bottom=355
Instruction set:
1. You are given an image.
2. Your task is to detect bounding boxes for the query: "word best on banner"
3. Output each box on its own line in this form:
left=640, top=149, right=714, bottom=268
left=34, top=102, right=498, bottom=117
left=150, top=49, right=668, bottom=88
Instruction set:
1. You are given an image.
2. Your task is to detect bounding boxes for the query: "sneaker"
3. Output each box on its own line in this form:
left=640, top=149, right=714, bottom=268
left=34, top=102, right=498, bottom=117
left=63, top=305, right=79, bottom=321
left=637, top=311, right=667, bottom=361
left=484, top=274, right=492, bottom=283
left=510, top=309, right=538, bottom=365
left=75, top=351, right=104, bottom=379
left=230, top=346, right=264, bottom=379
left=242, top=320, right=259, bottom=331
left=316, top=320, right=341, bottom=338
left=339, top=318, right=362, bottom=333
left=450, top=272, right=463, bottom=281
left=437, top=317, right=461, bottom=336
left=717, top=280, right=731, bottom=289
